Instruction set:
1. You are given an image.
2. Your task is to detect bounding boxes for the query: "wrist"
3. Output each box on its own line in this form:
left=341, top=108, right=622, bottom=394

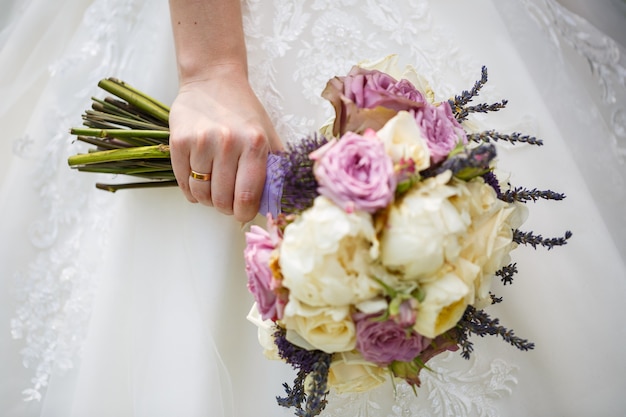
left=177, top=57, right=249, bottom=86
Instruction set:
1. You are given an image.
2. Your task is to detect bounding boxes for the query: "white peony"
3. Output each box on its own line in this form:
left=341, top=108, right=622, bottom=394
left=380, top=172, right=470, bottom=282
left=376, top=111, right=431, bottom=170
left=451, top=178, right=528, bottom=308
left=279, top=196, right=381, bottom=307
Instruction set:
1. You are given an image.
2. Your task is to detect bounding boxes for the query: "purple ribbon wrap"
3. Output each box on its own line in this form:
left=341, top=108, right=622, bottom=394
left=258, top=153, right=286, bottom=218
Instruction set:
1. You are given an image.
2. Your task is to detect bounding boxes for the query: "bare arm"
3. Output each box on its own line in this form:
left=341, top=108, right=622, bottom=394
left=168, top=0, right=283, bottom=222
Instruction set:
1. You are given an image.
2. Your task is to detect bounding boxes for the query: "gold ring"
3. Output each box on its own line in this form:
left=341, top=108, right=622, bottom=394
left=190, top=170, right=211, bottom=181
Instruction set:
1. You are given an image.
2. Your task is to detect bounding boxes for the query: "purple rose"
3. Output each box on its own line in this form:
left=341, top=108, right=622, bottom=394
left=310, top=130, right=396, bottom=213
left=244, top=225, right=280, bottom=321
left=414, top=101, right=467, bottom=163
left=322, top=66, right=425, bottom=136
left=342, top=68, right=426, bottom=110
left=388, top=330, right=460, bottom=386
left=354, top=314, right=427, bottom=366
left=387, top=331, right=459, bottom=387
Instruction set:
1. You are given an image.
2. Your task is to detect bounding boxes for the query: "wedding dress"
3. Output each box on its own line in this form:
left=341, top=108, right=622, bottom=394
left=1, top=0, right=625, bottom=416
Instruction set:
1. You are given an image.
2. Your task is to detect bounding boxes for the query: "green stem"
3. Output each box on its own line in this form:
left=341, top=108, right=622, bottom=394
left=76, top=166, right=173, bottom=176
left=75, top=135, right=129, bottom=150
left=68, top=145, right=170, bottom=166
left=98, top=78, right=170, bottom=123
left=93, top=96, right=164, bottom=126
left=96, top=180, right=178, bottom=193
left=70, top=127, right=170, bottom=139
left=92, top=97, right=140, bottom=120
left=84, top=110, right=169, bottom=131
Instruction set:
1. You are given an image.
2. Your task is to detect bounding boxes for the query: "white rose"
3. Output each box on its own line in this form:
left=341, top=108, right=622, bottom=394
left=246, top=304, right=281, bottom=360
left=413, top=272, right=471, bottom=338
left=282, top=301, right=356, bottom=353
left=327, top=351, right=387, bottom=393
left=376, top=111, right=431, bottom=170
left=380, top=172, right=470, bottom=282
left=279, top=196, right=381, bottom=307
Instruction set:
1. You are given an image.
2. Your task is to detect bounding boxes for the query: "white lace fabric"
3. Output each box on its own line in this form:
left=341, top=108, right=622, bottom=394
left=319, top=353, right=518, bottom=417
left=1, top=0, right=625, bottom=416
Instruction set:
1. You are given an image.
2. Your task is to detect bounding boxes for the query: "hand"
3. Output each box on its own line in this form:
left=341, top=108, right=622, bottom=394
left=169, top=66, right=283, bottom=222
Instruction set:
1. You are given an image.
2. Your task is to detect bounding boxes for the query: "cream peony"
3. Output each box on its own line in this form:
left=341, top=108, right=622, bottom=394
left=279, top=196, right=381, bottom=307
left=282, top=302, right=356, bottom=353
left=451, top=178, right=528, bottom=308
left=327, top=351, right=388, bottom=393
left=380, top=172, right=470, bottom=282
left=376, top=111, right=431, bottom=170
left=413, top=272, right=471, bottom=338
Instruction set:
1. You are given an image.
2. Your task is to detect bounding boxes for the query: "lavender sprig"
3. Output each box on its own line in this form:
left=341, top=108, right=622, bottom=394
left=513, top=229, right=573, bottom=250
left=423, top=143, right=496, bottom=181
left=490, top=293, right=503, bottom=304
left=468, top=130, right=543, bottom=146
left=457, top=306, right=535, bottom=360
left=449, top=66, right=488, bottom=109
left=449, top=67, right=510, bottom=122
left=298, top=359, right=330, bottom=417
left=501, top=187, right=566, bottom=204
left=482, top=171, right=502, bottom=197
left=274, top=327, right=331, bottom=417
left=277, top=372, right=307, bottom=410
left=455, top=100, right=508, bottom=122
left=278, top=134, right=328, bottom=214
left=496, top=263, right=518, bottom=285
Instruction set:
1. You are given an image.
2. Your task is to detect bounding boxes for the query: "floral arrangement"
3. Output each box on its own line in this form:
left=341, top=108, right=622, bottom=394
left=242, top=56, right=570, bottom=416
left=67, top=56, right=570, bottom=417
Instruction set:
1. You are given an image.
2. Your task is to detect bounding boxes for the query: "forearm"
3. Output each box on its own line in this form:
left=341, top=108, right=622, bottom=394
left=169, top=0, right=248, bottom=84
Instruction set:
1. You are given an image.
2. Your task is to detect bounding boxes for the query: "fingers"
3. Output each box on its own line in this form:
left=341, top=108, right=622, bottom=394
left=232, top=129, right=270, bottom=221
left=169, top=128, right=197, bottom=203
left=211, top=127, right=271, bottom=221
left=207, top=128, right=237, bottom=215
left=171, top=125, right=272, bottom=222
left=188, top=132, right=215, bottom=207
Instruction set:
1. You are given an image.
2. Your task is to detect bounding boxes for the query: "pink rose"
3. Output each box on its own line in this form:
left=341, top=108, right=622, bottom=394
left=354, top=313, right=427, bottom=366
left=244, top=225, right=282, bottom=321
left=322, top=66, right=425, bottom=136
left=310, top=130, right=396, bottom=213
left=414, top=102, right=467, bottom=163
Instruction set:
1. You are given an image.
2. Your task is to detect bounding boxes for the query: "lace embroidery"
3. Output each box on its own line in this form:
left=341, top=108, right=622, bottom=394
left=522, top=0, right=626, bottom=157
left=319, top=353, right=517, bottom=417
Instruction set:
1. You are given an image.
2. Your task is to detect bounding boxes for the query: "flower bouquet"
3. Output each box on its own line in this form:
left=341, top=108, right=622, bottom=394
left=242, top=56, right=571, bottom=416
left=68, top=56, right=570, bottom=417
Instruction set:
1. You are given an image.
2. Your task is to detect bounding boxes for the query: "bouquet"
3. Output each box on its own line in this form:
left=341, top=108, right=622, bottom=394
left=68, top=55, right=570, bottom=417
